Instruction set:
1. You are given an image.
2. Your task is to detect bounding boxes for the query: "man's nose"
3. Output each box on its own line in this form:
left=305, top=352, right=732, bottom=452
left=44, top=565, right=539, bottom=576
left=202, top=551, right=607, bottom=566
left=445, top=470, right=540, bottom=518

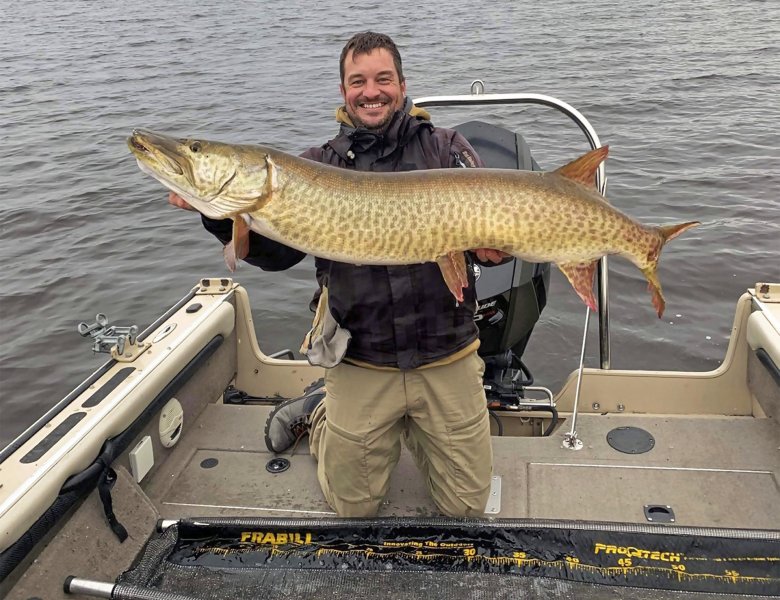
left=362, top=79, right=381, bottom=98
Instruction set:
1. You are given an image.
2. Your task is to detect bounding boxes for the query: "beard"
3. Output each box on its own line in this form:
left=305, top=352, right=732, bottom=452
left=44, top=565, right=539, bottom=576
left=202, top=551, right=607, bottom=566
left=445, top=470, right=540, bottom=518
left=346, top=95, right=399, bottom=132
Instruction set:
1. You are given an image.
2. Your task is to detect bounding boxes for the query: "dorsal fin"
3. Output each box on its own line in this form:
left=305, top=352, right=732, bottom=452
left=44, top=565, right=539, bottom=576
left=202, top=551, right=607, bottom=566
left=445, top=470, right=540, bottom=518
left=554, top=146, right=609, bottom=190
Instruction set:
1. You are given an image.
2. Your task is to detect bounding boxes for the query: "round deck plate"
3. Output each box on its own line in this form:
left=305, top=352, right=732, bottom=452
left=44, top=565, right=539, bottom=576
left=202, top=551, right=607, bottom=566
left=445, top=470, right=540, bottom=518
left=266, top=457, right=291, bottom=473
left=606, top=426, right=655, bottom=454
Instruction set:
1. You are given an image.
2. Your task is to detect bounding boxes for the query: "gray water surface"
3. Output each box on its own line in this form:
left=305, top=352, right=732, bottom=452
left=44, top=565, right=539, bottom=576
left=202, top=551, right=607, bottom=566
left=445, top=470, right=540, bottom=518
left=1, top=1, right=779, bottom=447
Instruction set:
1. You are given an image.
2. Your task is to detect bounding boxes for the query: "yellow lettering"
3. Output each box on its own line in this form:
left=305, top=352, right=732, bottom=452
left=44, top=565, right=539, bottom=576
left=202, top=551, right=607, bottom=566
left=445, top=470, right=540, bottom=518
left=305, top=533, right=312, bottom=544
left=262, top=533, right=276, bottom=544
left=276, top=533, right=288, bottom=545
left=252, top=532, right=263, bottom=543
left=594, top=543, right=684, bottom=563
left=241, top=532, right=251, bottom=542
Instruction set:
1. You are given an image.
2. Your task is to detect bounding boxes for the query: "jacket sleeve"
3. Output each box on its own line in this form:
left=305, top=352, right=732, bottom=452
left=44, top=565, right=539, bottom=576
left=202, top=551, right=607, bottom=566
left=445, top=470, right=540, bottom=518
left=198, top=147, right=327, bottom=271
left=448, top=131, right=486, bottom=169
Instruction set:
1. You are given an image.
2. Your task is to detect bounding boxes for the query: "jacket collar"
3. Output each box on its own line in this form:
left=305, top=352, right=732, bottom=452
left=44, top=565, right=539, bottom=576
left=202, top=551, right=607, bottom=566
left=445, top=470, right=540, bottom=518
left=327, top=98, right=433, bottom=162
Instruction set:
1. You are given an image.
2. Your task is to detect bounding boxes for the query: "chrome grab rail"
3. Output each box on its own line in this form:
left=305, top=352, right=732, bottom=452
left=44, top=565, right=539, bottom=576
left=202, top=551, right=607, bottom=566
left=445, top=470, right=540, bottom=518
left=414, top=85, right=611, bottom=369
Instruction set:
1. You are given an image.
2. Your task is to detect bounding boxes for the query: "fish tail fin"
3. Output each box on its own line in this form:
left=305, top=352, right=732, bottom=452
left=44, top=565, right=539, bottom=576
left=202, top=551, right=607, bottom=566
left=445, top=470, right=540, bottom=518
left=642, top=266, right=666, bottom=319
left=659, top=221, right=700, bottom=243
left=641, top=221, right=699, bottom=318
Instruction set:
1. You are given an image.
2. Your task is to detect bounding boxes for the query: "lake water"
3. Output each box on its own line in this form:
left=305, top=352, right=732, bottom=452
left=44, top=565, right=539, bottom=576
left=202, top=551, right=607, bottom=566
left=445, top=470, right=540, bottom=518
left=1, top=0, right=779, bottom=447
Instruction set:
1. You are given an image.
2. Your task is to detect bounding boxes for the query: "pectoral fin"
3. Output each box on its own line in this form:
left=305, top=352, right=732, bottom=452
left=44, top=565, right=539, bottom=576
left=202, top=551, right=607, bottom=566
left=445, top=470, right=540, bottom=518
left=558, top=261, right=598, bottom=311
left=224, top=216, right=250, bottom=272
left=436, top=251, right=469, bottom=302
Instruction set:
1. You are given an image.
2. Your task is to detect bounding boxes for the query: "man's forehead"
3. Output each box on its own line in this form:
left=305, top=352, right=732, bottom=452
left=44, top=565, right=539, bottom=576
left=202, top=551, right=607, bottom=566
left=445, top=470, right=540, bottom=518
left=343, top=48, right=397, bottom=76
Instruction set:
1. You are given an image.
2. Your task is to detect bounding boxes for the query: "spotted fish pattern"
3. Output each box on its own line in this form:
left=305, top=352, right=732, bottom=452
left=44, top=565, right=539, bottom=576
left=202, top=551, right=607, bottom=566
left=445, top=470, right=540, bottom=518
left=129, top=130, right=699, bottom=318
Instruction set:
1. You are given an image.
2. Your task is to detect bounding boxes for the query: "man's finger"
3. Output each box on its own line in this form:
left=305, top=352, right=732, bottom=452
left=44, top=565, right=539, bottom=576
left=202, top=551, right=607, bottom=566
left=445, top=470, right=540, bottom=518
left=168, top=192, right=195, bottom=211
left=473, top=248, right=509, bottom=264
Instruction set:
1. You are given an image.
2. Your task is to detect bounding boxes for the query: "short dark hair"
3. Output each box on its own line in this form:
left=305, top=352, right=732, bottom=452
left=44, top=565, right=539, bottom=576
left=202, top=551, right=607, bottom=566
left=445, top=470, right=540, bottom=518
left=339, top=32, right=404, bottom=84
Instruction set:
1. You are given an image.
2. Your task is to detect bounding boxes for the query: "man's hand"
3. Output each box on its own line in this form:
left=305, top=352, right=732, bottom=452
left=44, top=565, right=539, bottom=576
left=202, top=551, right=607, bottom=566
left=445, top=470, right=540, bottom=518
left=168, top=192, right=196, bottom=211
left=473, top=248, right=511, bottom=264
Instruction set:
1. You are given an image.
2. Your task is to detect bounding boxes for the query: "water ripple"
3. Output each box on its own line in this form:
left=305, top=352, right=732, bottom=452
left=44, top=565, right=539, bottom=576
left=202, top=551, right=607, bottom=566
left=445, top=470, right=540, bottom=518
left=1, top=0, right=779, bottom=446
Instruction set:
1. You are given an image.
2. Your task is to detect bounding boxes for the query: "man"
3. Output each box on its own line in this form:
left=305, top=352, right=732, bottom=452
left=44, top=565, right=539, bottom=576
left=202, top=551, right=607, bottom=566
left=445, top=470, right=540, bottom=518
left=170, top=32, right=504, bottom=517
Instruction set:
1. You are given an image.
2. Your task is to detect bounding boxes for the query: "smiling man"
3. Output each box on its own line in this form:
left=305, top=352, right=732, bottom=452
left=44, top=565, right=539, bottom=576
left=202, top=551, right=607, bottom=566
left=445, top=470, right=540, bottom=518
left=339, top=38, right=406, bottom=131
left=179, top=32, right=504, bottom=518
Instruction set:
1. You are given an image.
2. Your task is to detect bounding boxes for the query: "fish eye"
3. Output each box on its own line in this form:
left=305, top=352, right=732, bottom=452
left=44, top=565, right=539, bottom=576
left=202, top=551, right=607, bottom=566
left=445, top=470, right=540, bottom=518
left=189, top=142, right=202, bottom=153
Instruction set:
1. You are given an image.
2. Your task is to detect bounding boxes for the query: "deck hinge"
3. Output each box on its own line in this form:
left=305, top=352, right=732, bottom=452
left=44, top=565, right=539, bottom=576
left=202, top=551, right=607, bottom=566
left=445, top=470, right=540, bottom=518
left=754, top=282, right=780, bottom=303
left=195, top=278, right=235, bottom=295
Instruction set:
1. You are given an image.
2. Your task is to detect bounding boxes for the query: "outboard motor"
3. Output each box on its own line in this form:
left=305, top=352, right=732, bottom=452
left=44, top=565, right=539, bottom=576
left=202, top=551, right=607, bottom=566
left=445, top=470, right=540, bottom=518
left=454, top=121, right=550, bottom=407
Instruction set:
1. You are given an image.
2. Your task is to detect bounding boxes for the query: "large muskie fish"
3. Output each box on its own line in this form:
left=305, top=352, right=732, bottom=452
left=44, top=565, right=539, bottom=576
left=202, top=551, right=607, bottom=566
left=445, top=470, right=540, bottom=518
left=128, top=129, right=699, bottom=317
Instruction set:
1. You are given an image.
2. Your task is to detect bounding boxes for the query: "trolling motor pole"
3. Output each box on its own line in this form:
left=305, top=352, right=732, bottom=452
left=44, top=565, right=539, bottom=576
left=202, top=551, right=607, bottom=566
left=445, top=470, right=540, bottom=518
left=562, top=307, right=590, bottom=450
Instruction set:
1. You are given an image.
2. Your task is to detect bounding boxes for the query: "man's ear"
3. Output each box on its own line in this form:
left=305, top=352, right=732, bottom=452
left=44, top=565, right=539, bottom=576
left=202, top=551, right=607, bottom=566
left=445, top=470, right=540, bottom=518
left=339, top=83, right=346, bottom=100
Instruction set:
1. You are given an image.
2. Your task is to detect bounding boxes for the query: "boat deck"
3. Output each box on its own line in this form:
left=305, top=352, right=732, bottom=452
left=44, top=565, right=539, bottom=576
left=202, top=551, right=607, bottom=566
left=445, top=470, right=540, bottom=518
left=3, top=282, right=779, bottom=599
left=144, top=402, right=780, bottom=530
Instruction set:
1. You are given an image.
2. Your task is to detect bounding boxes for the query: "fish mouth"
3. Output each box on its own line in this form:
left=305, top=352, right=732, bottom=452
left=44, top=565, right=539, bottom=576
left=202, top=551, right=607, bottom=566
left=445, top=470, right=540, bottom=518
left=128, top=129, right=185, bottom=176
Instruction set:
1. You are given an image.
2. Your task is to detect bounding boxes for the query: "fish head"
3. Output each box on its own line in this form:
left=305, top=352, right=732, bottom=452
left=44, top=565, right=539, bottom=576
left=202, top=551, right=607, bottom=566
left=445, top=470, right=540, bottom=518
left=128, top=129, right=272, bottom=219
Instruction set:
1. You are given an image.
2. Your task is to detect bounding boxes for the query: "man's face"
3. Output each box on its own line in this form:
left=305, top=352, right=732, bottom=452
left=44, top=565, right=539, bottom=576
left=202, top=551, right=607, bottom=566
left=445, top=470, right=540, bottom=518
left=340, top=48, right=406, bottom=131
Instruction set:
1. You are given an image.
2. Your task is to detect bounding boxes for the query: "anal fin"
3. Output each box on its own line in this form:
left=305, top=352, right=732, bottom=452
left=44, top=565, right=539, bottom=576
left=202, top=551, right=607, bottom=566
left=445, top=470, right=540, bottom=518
left=435, top=251, right=469, bottom=302
left=558, top=261, right=598, bottom=311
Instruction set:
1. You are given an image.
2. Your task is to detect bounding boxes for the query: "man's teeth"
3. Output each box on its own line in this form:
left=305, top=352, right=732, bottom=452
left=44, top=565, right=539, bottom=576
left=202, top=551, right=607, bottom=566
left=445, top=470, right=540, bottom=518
left=362, top=102, right=385, bottom=109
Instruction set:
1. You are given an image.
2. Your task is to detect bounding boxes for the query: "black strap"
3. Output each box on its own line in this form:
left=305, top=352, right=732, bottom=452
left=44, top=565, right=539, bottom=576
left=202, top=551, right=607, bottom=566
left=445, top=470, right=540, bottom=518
left=97, top=466, right=128, bottom=543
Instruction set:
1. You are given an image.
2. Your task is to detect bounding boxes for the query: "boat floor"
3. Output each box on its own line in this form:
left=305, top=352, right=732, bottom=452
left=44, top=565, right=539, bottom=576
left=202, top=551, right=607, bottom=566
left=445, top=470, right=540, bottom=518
left=7, top=398, right=779, bottom=600
left=145, top=402, right=780, bottom=530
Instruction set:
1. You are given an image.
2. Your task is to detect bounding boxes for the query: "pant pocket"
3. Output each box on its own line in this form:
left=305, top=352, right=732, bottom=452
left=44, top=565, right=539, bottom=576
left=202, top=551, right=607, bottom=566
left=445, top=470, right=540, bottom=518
left=321, top=419, right=371, bottom=504
left=445, top=409, right=493, bottom=497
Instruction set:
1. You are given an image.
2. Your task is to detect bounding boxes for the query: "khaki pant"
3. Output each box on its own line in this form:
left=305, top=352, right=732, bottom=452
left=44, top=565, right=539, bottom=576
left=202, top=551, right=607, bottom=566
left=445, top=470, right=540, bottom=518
left=309, top=351, right=493, bottom=517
